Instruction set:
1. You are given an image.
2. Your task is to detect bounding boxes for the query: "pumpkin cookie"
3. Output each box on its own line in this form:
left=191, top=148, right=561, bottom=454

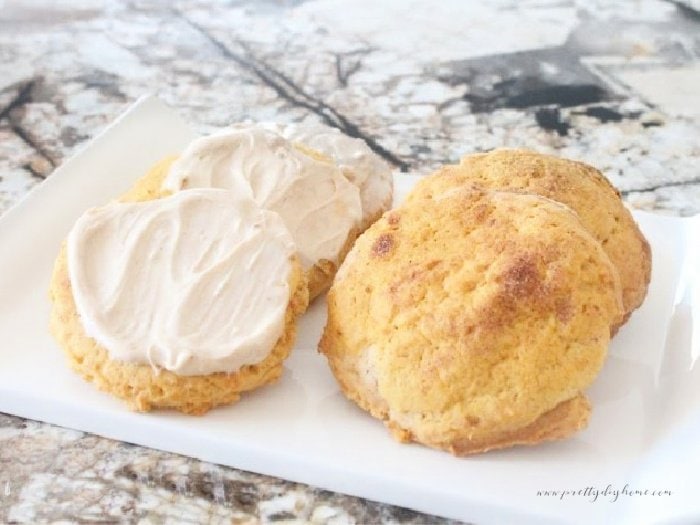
left=320, top=188, right=623, bottom=455
left=50, top=189, right=308, bottom=414
left=406, top=149, right=651, bottom=326
left=162, top=127, right=363, bottom=300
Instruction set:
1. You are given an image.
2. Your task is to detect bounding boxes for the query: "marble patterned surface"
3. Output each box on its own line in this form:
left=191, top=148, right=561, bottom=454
left=1, top=0, right=699, bottom=523
left=0, top=414, right=454, bottom=524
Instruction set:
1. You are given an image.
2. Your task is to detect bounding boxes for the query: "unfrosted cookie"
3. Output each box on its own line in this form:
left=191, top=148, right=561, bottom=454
left=50, top=189, right=308, bottom=415
left=406, top=149, right=651, bottom=325
left=320, top=188, right=623, bottom=455
left=161, top=127, right=363, bottom=300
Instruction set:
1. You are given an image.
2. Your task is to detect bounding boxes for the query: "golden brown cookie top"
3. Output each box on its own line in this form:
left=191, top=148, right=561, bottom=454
left=405, top=149, right=651, bottom=320
left=326, top=187, right=623, bottom=445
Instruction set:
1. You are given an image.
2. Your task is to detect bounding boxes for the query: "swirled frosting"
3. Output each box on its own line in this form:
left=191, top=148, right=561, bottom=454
left=262, top=122, right=393, bottom=227
left=67, top=189, right=296, bottom=376
left=162, top=127, right=362, bottom=269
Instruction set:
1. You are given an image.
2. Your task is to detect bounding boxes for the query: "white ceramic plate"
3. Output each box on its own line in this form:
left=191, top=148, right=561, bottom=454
left=1, top=96, right=698, bottom=525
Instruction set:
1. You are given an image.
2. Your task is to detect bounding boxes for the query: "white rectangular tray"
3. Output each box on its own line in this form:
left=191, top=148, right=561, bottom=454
left=1, top=96, right=698, bottom=525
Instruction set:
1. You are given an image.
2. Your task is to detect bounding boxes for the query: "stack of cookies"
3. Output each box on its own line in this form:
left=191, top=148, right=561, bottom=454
left=50, top=129, right=651, bottom=457
left=49, top=123, right=393, bottom=414
left=320, top=149, right=651, bottom=455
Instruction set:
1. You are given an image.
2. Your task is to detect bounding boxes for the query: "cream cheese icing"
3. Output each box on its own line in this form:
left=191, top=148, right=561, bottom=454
left=261, top=122, right=393, bottom=226
left=162, top=127, right=362, bottom=269
left=67, top=189, right=297, bottom=376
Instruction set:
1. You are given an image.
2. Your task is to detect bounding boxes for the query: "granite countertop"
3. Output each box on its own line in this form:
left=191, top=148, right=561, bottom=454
left=1, top=0, right=699, bottom=523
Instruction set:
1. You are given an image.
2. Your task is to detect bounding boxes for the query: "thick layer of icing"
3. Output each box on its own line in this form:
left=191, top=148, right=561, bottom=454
left=264, top=122, right=393, bottom=226
left=162, top=127, right=362, bottom=269
left=67, top=189, right=296, bottom=376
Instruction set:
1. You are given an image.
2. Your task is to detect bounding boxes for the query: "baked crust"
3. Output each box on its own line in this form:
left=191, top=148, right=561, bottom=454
left=406, top=149, right=651, bottom=326
left=320, top=187, right=622, bottom=455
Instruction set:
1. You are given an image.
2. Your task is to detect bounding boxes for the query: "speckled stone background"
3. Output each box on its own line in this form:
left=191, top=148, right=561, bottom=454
left=1, top=0, right=699, bottom=523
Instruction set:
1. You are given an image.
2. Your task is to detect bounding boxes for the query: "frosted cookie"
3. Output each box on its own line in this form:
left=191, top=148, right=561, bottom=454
left=406, top=149, right=651, bottom=326
left=162, top=127, right=363, bottom=300
left=320, top=188, right=623, bottom=455
left=260, top=122, right=393, bottom=229
left=49, top=189, right=308, bottom=414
